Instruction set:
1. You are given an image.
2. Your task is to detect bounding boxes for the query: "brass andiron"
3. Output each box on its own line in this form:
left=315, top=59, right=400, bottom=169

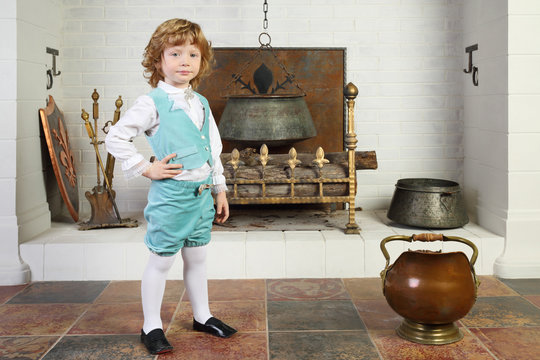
left=344, top=83, right=359, bottom=234
left=79, top=90, right=138, bottom=230
left=380, top=233, right=480, bottom=344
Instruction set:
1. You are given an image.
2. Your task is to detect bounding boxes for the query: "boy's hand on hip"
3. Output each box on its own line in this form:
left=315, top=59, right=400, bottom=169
left=143, top=153, right=183, bottom=180
left=214, top=191, right=229, bottom=223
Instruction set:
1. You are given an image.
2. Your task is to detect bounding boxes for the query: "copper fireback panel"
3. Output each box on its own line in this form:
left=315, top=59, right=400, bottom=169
left=197, top=48, right=345, bottom=154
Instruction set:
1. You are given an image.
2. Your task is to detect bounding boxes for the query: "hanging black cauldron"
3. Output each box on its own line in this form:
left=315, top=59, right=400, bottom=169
left=218, top=34, right=317, bottom=148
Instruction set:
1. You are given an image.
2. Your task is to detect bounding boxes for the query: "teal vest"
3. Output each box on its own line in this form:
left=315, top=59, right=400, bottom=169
left=146, top=88, right=213, bottom=170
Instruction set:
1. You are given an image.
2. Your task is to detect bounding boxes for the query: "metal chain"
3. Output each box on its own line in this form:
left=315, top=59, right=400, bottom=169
left=266, top=44, right=307, bottom=95
left=222, top=47, right=264, bottom=94
left=222, top=0, right=305, bottom=96
left=263, top=0, right=268, bottom=30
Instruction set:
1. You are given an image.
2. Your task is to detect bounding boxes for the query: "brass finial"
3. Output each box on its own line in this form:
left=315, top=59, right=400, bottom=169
left=344, top=82, right=358, bottom=100
left=228, top=148, right=241, bottom=171
left=81, top=109, right=89, bottom=121
left=91, top=89, right=99, bottom=102
left=312, top=147, right=329, bottom=169
left=287, top=147, right=301, bottom=171
left=259, top=144, right=269, bottom=167
left=115, top=95, right=123, bottom=110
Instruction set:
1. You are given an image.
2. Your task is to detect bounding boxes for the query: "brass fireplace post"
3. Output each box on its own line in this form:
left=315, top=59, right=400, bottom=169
left=344, top=82, right=360, bottom=234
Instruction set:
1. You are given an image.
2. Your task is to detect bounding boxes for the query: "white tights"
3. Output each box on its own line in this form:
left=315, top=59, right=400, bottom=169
left=141, top=245, right=212, bottom=334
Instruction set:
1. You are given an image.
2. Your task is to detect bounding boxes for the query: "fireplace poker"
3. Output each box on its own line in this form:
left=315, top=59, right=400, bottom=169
left=91, top=90, right=101, bottom=187
left=103, top=96, right=123, bottom=187
left=81, top=109, right=122, bottom=222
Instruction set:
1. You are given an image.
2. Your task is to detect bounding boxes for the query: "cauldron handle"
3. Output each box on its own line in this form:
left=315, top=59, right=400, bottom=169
left=380, top=234, right=480, bottom=291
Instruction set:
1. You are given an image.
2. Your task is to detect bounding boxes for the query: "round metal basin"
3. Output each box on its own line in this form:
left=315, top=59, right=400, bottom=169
left=218, top=94, right=317, bottom=147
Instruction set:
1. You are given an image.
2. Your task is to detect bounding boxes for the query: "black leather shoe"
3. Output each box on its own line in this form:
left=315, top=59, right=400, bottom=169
left=140, top=328, right=173, bottom=355
left=193, top=317, right=237, bottom=338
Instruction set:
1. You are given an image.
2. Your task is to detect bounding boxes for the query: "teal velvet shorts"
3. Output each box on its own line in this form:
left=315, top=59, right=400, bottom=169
left=143, top=177, right=214, bottom=256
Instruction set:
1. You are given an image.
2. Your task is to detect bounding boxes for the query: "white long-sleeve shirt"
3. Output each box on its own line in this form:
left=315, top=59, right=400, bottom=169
left=104, top=81, right=227, bottom=193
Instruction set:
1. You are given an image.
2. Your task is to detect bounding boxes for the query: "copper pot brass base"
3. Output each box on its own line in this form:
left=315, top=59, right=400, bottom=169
left=396, top=319, right=463, bottom=345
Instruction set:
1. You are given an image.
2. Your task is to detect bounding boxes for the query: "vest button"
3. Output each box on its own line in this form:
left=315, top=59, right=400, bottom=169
left=201, top=135, right=206, bottom=139
left=205, top=146, right=209, bottom=151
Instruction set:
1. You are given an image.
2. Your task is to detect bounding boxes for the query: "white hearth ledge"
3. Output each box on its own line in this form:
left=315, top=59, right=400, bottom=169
left=19, top=211, right=505, bottom=281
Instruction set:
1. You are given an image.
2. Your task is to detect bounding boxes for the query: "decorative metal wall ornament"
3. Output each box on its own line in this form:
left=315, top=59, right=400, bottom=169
left=217, top=0, right=317, bottom=147
left=39, top=96, right=79, bottom=221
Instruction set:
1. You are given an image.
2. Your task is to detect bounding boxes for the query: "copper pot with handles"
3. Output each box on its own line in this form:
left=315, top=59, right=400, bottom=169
left=380, top=233, right=480, bottom=345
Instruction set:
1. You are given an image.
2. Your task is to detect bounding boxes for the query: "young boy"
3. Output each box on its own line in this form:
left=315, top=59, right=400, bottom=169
left=105, top=18, right=236, bottom=355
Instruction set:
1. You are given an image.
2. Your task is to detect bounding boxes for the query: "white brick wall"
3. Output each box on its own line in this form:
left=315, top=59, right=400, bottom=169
left=15, top=0, right=64, bottom=240
left=494, top=0, right=540, bottom=277
left=462, top=0, right=508, bottom=235
left=59, top=0, right=465, bottom=215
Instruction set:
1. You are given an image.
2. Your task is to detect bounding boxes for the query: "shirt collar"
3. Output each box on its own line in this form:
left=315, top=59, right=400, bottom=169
left=158, top=80, right=192, bottom=94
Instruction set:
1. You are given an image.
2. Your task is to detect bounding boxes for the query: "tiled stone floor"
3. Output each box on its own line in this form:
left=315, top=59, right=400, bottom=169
left=1, top=277, right=539, bottom=359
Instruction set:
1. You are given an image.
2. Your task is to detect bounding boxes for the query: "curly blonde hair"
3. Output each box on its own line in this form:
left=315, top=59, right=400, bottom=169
left=142, top=19, right=214, bottom=89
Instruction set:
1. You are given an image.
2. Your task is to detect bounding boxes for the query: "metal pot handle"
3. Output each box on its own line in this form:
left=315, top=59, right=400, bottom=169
left=379, top=233, right=480, bottom=292
left=411, top=233, right=443, bottom=241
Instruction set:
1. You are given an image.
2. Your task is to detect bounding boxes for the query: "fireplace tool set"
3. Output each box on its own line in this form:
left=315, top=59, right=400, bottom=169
left=79, top=90, right=138, bottom=230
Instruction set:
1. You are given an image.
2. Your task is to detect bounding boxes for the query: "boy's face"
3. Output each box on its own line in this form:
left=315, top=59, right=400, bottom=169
left=159, top=42, right=201, bottom=89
